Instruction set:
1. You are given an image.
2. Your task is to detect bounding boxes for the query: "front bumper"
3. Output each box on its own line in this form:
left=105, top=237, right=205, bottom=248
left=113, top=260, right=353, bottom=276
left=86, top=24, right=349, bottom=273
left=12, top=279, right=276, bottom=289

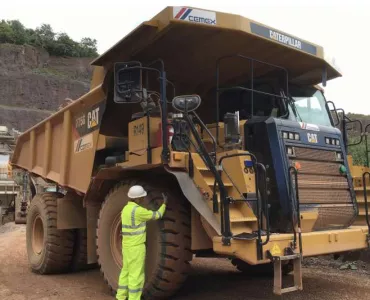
left=213, top=226, right=369, bottom=265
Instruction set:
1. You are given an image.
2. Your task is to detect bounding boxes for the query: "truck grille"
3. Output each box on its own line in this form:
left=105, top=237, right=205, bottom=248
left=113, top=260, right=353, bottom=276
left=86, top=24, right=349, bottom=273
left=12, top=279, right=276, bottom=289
left=290, top=147, right=356, bottom=231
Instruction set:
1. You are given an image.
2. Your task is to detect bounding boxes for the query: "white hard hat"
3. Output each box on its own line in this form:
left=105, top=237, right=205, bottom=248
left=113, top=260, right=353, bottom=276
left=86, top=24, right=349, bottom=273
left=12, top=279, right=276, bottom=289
left=127, top=185, right=147, bottom=199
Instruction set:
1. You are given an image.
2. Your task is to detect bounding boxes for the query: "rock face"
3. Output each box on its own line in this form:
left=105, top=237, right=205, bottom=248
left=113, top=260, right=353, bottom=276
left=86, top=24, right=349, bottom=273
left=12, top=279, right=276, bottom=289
left=0, top=44, right=93, bottom=131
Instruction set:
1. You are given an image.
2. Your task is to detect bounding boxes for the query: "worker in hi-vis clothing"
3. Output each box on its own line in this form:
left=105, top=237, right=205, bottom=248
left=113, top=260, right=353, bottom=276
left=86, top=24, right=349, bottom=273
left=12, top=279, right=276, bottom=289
left=116, top=185, right=167, bottom=300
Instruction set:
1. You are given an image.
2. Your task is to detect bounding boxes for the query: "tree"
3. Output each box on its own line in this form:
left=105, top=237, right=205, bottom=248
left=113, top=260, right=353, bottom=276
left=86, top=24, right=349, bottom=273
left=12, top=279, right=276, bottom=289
left=35, top=24, right=55, bottom=49
left=8, top=20, right=28, bottom=45
left=0, top=20, right=99, bottom=58
left=0, top=20, right=14, bottom=43
left=79, top=37, right=98, bottom=57
left=51, top=32, right=79, bottom=57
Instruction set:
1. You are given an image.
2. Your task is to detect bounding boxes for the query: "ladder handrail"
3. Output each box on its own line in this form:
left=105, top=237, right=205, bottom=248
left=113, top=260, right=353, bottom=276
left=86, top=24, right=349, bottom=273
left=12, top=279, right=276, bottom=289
left=362, top=172, right=370, bottom=234
left=193, top=112, right=217, bottom=162
left=365, top=124, right=370, bottom=168
left=325, top=100, right=339, bottom=127
left=288, top=166, right=303, bottom=255
left=257, top=162, right=270, bottom=246
left=325, top=102, right=364, bottom=151
left=218, top=152, right=270, bottom=259
left=346, top=118, right=364, bottom=147
left=182, top=112, right=232, bottom=243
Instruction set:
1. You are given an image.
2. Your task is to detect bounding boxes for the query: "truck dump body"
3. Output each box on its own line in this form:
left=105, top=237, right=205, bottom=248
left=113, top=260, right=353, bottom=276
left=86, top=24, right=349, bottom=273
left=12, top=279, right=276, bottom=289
left=11, top=87, right=106, bottom=193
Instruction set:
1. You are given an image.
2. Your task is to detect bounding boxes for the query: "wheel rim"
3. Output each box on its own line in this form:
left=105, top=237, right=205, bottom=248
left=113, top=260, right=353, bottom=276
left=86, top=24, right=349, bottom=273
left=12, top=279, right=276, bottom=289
left=111, top=213, right=122, bottom=268
left=32, top=215, right=44, bottom=255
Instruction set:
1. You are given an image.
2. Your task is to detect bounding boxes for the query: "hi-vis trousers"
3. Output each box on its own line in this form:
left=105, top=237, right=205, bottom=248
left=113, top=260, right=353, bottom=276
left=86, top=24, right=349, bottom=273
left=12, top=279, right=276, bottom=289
left=116, top=244, right=146, bottom=300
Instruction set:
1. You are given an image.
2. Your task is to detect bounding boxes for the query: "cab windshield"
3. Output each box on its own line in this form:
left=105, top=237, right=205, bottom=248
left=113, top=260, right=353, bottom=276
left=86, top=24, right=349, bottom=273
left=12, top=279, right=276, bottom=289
left=217, top=82, right=333, bottom=127
left=289, top=86, right=332, bottom=127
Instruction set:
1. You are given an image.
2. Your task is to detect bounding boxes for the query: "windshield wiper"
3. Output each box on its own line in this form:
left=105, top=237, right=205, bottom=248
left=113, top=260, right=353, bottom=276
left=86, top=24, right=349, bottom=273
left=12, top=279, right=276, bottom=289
left=288, top=97, right=303, bottom=122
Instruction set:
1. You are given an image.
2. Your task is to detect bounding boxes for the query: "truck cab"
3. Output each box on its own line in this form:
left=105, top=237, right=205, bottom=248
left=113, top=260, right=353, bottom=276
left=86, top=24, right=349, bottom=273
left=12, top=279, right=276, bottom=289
left=218, top=82, right=356, bottom=234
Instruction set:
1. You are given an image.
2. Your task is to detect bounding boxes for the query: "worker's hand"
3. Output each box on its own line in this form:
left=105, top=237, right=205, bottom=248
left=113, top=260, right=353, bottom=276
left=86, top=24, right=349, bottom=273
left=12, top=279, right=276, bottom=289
left=162, top=193, right=168, bottom=205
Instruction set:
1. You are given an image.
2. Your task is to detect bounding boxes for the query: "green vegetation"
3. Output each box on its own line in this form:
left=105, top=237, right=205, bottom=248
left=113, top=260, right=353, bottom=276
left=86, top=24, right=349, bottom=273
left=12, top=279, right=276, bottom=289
left=348, top=136, right=368, bottom=166
left=346, top=113, right=370, bottom=167
left=0, top=20, right=98, bottom=57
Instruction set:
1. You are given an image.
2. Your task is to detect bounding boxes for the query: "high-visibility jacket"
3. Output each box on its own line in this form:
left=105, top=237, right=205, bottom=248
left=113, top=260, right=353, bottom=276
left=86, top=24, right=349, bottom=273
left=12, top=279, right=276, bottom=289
left=121, top=201, right=166, bottom=246
left=117, top=201, right=166, bottom=300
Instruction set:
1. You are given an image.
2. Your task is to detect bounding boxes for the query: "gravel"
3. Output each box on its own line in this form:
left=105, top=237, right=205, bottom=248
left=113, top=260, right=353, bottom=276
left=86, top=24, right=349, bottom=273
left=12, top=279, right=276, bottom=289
left=1, top=223, right=369, bottom=300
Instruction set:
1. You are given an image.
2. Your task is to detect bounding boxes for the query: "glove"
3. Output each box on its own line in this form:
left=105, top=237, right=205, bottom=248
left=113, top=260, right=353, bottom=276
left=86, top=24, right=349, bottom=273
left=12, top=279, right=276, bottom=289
left=162, top=193, right=168, bottom=205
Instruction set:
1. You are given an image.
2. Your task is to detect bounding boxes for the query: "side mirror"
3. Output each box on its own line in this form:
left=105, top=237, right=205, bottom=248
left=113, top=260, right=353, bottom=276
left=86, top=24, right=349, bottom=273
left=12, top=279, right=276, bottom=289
left=114, top=61, right=142, bottom=103
left=172, top=95, right=201, bottom=112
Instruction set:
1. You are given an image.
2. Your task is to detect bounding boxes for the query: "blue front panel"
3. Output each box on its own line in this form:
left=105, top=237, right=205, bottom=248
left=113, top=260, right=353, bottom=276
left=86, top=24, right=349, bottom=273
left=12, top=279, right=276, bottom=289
left=271, top=118, right=357, bottom=217
left=244, top=117, right=357, bottom=231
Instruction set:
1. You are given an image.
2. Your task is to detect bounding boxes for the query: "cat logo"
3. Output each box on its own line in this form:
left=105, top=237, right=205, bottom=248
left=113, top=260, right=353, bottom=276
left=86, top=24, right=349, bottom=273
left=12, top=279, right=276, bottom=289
left=307, top=132, right=318, bottom=144
left=87, top=107, right=100, bottom=129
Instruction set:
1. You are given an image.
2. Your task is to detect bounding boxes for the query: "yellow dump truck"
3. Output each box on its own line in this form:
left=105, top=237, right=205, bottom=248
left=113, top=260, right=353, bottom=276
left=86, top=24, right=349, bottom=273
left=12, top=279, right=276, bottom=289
left=11, top=6, right=370, bottom=298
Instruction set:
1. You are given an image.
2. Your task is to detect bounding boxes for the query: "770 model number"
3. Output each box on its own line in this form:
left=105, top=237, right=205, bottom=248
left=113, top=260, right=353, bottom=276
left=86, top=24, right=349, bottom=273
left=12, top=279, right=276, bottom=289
left=75, top=115, right=86, bottom=128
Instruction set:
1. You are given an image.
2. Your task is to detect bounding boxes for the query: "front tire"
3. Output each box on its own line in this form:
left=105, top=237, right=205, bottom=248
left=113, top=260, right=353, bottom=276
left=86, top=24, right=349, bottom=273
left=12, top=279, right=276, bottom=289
left=97, top=180, right=192, bottom=299
left=26, top=193, right=75, bottom=274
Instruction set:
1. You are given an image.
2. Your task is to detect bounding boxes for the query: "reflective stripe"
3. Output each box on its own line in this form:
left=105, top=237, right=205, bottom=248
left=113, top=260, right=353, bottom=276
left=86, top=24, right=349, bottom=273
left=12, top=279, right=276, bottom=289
left=129, top=288, right=143, bottom=293
left=157, top=210, right=162, bottom=219
left=131, top=206, right=139, bottom=226
left=122, top=230, right=146, bottom=236
left=118, top=285, right=128, bottom=290
left=122, top=222, right=146, bottom=229
left=151, top=211, right=156, bottom=220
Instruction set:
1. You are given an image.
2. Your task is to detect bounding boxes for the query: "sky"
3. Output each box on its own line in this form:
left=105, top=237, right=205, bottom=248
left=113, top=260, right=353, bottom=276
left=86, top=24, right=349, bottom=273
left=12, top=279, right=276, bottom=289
left=1, top=0, right=370, bottom=114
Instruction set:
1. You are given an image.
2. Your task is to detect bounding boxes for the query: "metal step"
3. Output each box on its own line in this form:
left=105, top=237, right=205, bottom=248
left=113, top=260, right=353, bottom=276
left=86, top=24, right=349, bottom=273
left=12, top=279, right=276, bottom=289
left=229, top=198, right=258, bottom=203
left=204, top=176, right=233, bottom=187
left=232, top=232, right=258, bottom=241
left=273, top=253, right=303, bottom=295
left=230, top=216, right=257, bottom=222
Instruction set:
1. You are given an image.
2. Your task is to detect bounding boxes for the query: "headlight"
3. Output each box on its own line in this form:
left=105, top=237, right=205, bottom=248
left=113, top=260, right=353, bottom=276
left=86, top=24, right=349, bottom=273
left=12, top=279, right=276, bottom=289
left=287, top=146, right=294, bottom=155
left=282, top=131, right=299, bottom=141
left=325, top=137, right=340, bottom=146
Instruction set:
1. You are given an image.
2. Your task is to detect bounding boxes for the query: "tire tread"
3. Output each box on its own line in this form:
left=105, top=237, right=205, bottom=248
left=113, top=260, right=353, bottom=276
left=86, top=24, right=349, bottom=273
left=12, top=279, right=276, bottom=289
left=26, top=193, right=75, bottom=274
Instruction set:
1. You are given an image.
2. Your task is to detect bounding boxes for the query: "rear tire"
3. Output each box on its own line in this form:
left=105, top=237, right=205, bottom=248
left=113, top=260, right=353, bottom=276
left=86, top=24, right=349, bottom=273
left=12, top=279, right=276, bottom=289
left=15, top=195, right=27, bottom=224
left=26, top=193, right=75, bottom=274
left=97, top=180, right=192, bottom=299
left=71, top=228, right=97, bottom=271
left=15, top=214, right=27, bottom=224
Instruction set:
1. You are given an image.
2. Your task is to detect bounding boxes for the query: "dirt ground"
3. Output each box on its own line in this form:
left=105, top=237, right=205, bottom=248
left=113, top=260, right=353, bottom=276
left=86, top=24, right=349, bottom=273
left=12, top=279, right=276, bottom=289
left=1, top=223, right=370, bottom=300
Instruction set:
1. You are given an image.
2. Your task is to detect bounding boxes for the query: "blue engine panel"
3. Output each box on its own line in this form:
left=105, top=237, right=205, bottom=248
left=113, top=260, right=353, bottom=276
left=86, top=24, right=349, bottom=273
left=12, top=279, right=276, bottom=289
left=244, top=117, right=357, bottom=232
